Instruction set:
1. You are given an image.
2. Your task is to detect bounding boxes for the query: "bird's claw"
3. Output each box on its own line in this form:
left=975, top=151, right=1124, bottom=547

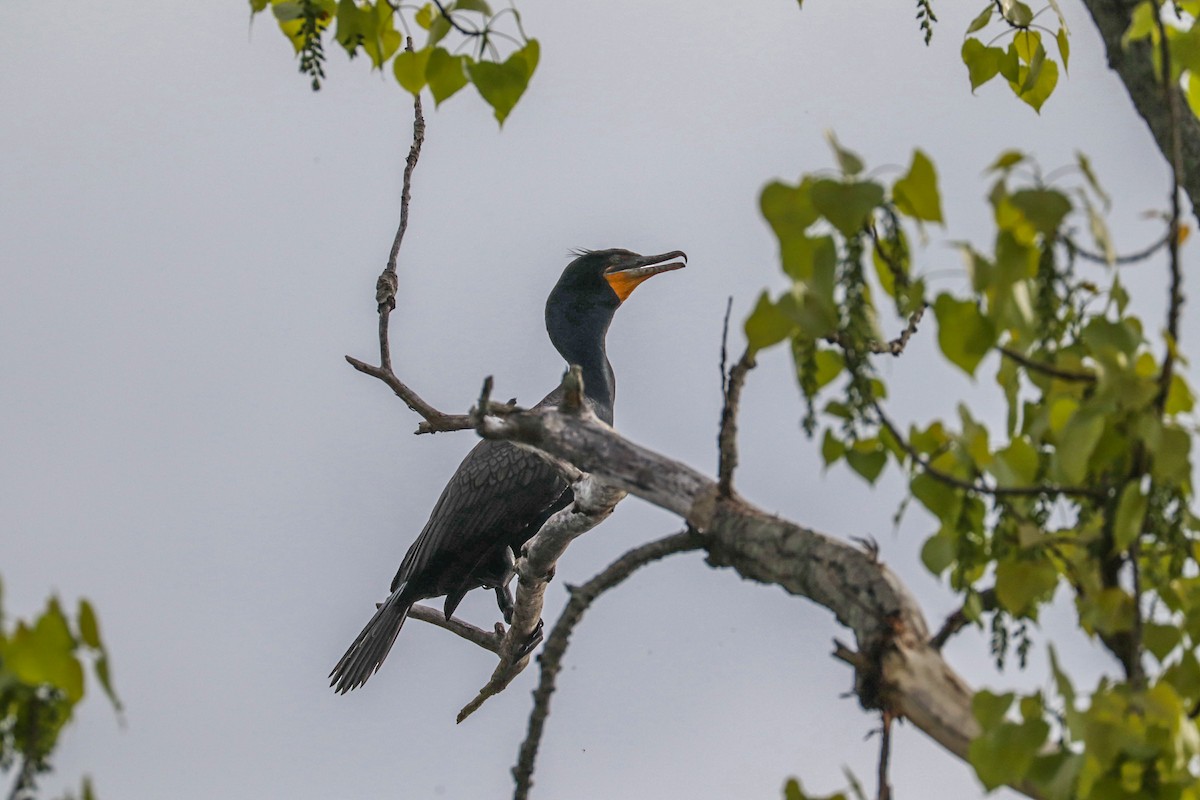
left=515, top=619, right=544, bottom=661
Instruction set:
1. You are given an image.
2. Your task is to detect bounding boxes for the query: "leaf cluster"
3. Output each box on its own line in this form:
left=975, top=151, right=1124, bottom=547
left=250, top=0, right=539, bottom=124
left=753, top=137, right=1197, bottom=797
left=0, top=582, right=119, bottom=800
left=960, top=1, right=1071, bottom=112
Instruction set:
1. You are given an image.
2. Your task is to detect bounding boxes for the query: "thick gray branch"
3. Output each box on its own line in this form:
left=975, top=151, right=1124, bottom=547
left=475, top=403, right=1037, bottom=796
left=457, top=472, right=626, bottom=722
left=1080, top=0, right=1200, bottom=224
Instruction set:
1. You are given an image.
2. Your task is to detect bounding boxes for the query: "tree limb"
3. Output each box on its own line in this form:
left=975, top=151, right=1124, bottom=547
left=511, top=528, right=703, bottom=800
left=1079, top=0, right=1200, bottom=227
left=470, top=397, right=1044, bottom=797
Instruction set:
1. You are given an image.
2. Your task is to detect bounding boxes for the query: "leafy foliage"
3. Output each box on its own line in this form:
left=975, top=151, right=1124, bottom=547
left=0, top=581, right=119, bottom=800
left=756, top=126, right=1197, bottom=795
left=251, top=0, right=539, bottom=124
left=960, top=1, right=1069, bottom=112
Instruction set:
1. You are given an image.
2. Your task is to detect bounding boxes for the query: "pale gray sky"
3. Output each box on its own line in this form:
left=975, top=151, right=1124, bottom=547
left=2, top=1, right=1184, bottom=798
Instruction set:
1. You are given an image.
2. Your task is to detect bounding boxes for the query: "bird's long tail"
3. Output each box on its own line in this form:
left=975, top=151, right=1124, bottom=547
left=329, top=587, right=411, bottom=693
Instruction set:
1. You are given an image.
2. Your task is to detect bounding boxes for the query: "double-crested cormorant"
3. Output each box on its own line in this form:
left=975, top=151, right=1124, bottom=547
left=330, top=248, right=686, bottom=693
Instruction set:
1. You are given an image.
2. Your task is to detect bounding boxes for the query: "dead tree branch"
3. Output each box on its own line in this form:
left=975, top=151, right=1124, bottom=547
left=511, top=528, right=704, bottom=800
left=457, top=368, right=627, bottom=722
left=717, top=348, right=756, bottom=498
left=408, top=603, right=504, bottom=653
left=469, top=396, right=1045, bottom=797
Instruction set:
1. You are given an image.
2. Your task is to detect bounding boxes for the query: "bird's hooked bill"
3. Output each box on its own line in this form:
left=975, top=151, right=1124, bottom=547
left=604, top=250, right=687, bottom=302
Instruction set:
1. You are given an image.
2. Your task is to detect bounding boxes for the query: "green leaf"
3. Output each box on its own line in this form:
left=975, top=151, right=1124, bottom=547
left=921, top=530, right=957, bottom=574
left=427, top=48, right=469, bottom=105
left=1076, top=152, right=1110, bottom=209
left=911, top=472, right=962, bottom=521
left=94, top=653, right=123, bottom=711
left=966, top=4, right=994, bottom=33
left=393, top=47, right=432, bottom=94
left=962, top=38, right=1003, bottom=91
left=1055, top=409, right=1105, bottom=484
left=1002, top=0, right=1034, bottom=26
left=995, top=559, right=1058, bottom=615
left=468, top=39, right=539, bottom=125
left=6, top=600, right=85, bottom=702
left=1009, top=189, right=1071, bottom=236
left=783, top=234, right=836, bottom=283
left=272, top=1, right=305, bottom=21
left=992, top=436, right=1038, bottom=487
left=821, top=430, right=846, bottom=466
left=973, top=690, right=1015, bottom=728
left=761, top=180, right=819, bottom=257
left=414, top=3, right=434, bottom=29
left=1152, top=425, right=1192, bottom=483
left=1081, top=317, right=1140, bottom=357
left=846, top=441, right=887, bottom=484
left=826, top=131, right=865, bottom=177
left=1166, top=373, right=1195, bottom=415
left=933, top=294, right=996, bottom=375
left=361, top=1, right=402, bottom=69
left=1013, top=30, right=1042, bottom=64
left=812, top=348, right=844, bottom=388
left=78, top=599, right=101, bottom=649
left=428, top=11, right=452, bottom=46
left=893, top=150, right=943, bottom=223
left=988, top=150, right=1026, bottom=172
left=1144, top=623, right=1182, bottom=661
left=970, top=718, right=1051, bottom=790
left=810, top=179, right=884, bottom=236
left=1056, top=27, right=1070, bottom=74
left=1014, top=56, right=1058, bottom=112
left=1112, top=481, right=1147, bottom=551
left=452, top=0, right=492, bottom=12
left=744, top=292, right=795, bottom=353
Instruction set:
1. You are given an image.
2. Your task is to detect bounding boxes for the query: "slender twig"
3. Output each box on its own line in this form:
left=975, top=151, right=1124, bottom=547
left=1064, top=230, right=1172, bottom=266
left=511, top=529, right=705, bottom=800
left=346, top=79, right=493, bottom=435
left=998, top=346, right=1095, bottom=383
left=377, top=38, right=427, bottom=373
left=1152, top=0, right=1185, bottom=412
left=825, top=304, right=927, bottom=356
left=719, top=296, right=733, bottom=398
left=876, top=711, right=893, bottom=800
left=717, top=349, right=756, bottom=498
left=431, top=0, right=487, bottom=36
left=929, top=589, right=996, bottom=650
left=873, top=401, right=1102, bottom=499
left=409, top=603, right=504, bottom=653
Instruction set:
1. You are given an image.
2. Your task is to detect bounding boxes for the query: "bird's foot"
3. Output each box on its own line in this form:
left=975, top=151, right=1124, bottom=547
left=495, top=585, right=516, bottom=625
left=514, top=619, right=544, bottom=661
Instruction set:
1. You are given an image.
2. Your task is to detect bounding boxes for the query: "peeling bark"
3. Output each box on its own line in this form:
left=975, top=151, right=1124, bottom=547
left=474, top=402, right=1040, bottom=797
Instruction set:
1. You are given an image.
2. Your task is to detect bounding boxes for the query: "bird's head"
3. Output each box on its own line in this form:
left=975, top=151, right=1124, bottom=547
left=550, top=248, right=688, bottom=312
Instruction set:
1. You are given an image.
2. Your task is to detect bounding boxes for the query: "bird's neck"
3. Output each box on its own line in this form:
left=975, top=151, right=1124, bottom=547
left=548, top=309, right=616, bottom=425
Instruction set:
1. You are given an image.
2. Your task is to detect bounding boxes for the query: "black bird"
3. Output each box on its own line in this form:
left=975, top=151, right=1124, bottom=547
left=330, top=248, right=687, bottom=693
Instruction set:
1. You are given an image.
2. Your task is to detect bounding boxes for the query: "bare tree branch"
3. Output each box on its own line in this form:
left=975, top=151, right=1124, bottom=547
left=1065, top=229, right=1172, bottom=266
left=1080, top=0, right=1200, bottom=227
left=511, top=528, right=704, bottom=800
left=468, top=397, right=1047, bottom=797
left=825, top=304, right=927, bottom=357
left=998, top=346, right=1096, bottom=383
left=717, top=348, right=755, bottom=498
left=457, top=368, right=627, bottom=722
left=409, top=603, right=504, bottom=653
left=457, top=473, right=625, bottom=722
left=876, top=710, right=893, bottom=800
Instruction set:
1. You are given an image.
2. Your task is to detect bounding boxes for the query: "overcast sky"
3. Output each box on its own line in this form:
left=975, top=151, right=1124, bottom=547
left=2, top=1, right=1187, bottom=799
